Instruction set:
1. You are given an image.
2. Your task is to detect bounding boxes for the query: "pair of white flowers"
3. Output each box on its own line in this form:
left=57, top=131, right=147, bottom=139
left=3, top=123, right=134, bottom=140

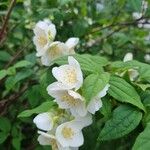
left=47, top=56, right=110, bottom=117
left=33, top=19, right=79, bottom=66
left=33, top=110, right=92, bottom=150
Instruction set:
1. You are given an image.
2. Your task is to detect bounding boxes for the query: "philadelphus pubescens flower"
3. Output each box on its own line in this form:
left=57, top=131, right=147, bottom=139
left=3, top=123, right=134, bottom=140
left=33, top=20, right=56, bottom=57
left=41, top=38, right=79, bottom=66
left=123, top=53, right=139, bottom=81
left=52, top=56, right=83, bottom=90
left=56, top=121, right=84, bottom=148
left=47, top=82, right=87, bottom=117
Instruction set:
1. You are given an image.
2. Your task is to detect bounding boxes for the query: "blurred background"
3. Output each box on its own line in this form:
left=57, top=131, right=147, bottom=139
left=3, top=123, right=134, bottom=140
left=0, top=0, right=150, bottom=149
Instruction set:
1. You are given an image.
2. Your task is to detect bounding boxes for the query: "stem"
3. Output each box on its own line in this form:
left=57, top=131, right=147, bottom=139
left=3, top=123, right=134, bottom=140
left=0, top=0, right=16, bottom=41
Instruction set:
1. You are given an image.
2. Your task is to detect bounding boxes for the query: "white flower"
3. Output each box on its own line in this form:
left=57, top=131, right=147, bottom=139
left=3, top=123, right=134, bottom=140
left=144, top=54, right=150, bottom=62
left=33, top=20, right=56, bottom=57
left=47, top=82, right=87, bottom=117
left=132, top=12, right=142, bottom=20
left=33, top=112, right=53, bottom=131
left=87, top=84, right=110, bottom=114
left=123, top=53, right=139, bottom=81
left=128, top=69, right=139, bottom=81
left=56, top=121, right=84, bottom=148
left=52, top=56, right=83, bottom=90
left=123, top=52, right=133, bottom=62
left=65, top=38, right=79, bottom=54
left=41, top=38, right=79, bottom=66
left=38, top=131, right=78, bottom=150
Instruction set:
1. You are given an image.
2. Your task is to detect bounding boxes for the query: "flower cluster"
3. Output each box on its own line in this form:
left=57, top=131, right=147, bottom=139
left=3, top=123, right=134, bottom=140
left=32, top=19, right=110, bottom=150
left=33, top=19, right=79, bottom=66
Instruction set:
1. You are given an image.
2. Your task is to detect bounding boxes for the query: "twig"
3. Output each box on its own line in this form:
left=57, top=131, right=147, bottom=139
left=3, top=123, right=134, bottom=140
left=0, top=0, right=16, bottom=42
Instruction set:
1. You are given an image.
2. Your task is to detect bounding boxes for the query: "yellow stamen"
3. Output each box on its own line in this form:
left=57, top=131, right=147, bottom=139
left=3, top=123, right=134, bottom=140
left=65, top=68, right=77, bottom=84
left=38, top=36, right=47, bottom=46
left=62, top=126, right=74, bottom=139
left=62, top=93, right=77, bottom=106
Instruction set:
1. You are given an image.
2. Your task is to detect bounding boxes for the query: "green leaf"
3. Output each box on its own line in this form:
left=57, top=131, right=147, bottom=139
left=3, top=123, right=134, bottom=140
left=0, top=132, right=9, bottom=144
left=103, top=43, right=113, bottom=55
left=0, top=69, right=7, bottom=80
left=108, top=76, right=145, bottom=111
left=7, top=67, right=16, bottom=75
left=25, top=52, right=36, bottom=66
left=18, top=101, right=54, bottom=118
left=14, top=60, right=31, bottom=68
left=0, top=51, right=11, bottom=62
left=12, top=137, right=21, bottom=150
left=5, top=70, right=33, bottom=91
left=53, top=54, right=108, bottom=73
left=82, top=73, right=110, bottom=103
left=0, top=117, right=11, bottom=133
left=132, top=123, right=150, bottom=150
left=100, top=98, right=112, bottom=119
left=98, top=105, right=142, bottom=141
left=73, top=19, right=88, bottom=37
left=27, top=85, right=42, bottom=107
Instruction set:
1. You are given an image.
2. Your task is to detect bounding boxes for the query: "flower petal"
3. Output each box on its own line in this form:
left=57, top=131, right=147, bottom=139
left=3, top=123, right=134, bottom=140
left=123, top=53, right=133, bottom=62
left=98, top=84, right=110, bottom=98
left=38, top=134, right=51, bottom=145
left=33, top=112, right=53, bottom=131
left=73, top=113, right=93, bottom=129
left=65, top=38, right=79, bottom=52
left=87, top=97, right=102, bottom=114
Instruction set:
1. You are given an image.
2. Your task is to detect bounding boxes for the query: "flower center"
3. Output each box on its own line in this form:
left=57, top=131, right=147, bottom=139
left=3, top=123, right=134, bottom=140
left=62, top=93, right=77, bottom=106
left=48, top=45, right=61, bottom=58
left=65, top=68, right=77, bottom=84
left=38, top=35, right=47, bottom=46
left=62, top=126, right=74, bottom=139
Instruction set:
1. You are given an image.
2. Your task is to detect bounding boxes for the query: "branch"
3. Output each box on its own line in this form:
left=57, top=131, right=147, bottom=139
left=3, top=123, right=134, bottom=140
left=0, top=0, right=16, bottom=42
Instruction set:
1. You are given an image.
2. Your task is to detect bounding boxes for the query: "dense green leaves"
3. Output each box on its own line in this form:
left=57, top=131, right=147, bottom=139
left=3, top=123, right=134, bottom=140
left=132, top=123, right=150, bottom=150
left=82, top=73, right=110, bottom=103
left=108, top=76, right=145, bottom=111
left=98, top=105, right=142, bottom=141
left=18, top=101, right=54, bottom=118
